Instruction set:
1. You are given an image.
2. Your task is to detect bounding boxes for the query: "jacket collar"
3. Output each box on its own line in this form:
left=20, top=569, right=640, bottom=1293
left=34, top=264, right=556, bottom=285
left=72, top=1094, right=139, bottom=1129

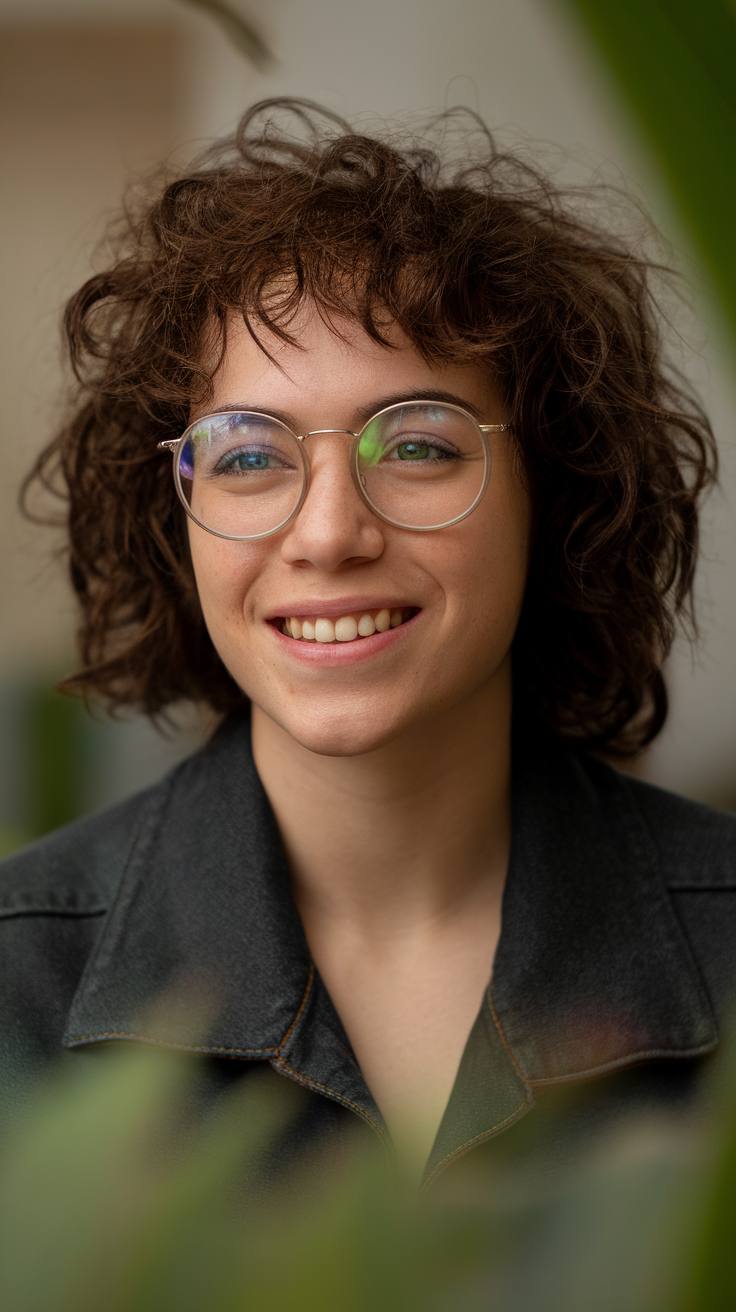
left=493, top=724, right=717, bottom=1082
left=65, top=710, right=314, bottom=1059
left=64, top=711, right=717, bottom=1105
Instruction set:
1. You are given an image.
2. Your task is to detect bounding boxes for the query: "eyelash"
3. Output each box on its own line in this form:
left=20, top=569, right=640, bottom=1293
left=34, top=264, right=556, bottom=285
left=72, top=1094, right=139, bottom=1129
left=214, top=446, right=293, bottom=473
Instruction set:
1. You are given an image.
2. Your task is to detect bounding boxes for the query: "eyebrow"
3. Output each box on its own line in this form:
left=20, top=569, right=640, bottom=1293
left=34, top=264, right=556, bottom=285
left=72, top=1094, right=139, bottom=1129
left=203, top=389, right=486, bottom=432
left=352, top=390, right=486, bottom=424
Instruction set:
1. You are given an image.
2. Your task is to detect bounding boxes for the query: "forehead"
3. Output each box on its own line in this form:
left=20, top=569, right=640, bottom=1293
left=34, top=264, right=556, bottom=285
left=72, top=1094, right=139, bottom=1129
left=209, top=306, right=503, bottom=426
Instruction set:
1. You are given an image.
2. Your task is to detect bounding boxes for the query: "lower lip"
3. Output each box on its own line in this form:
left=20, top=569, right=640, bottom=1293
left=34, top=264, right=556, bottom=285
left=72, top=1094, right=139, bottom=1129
left=268, top=612, right=420, bottom=665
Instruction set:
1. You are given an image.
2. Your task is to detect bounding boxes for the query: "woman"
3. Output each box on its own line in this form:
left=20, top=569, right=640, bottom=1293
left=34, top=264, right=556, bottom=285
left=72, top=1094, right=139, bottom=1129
left=2, top=100, right=734, bottom=1187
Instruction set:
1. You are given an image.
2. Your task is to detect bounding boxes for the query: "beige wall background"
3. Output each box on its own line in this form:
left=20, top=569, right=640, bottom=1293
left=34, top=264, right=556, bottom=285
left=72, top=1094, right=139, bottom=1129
left=1, top=0, right=734, bottom=808
left=0, top=23, right=181, bottom=670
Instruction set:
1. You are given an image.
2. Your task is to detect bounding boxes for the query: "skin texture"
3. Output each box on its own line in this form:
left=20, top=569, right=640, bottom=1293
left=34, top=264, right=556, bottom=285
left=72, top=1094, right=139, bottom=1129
left=188, top=307, right=533, bottom=1171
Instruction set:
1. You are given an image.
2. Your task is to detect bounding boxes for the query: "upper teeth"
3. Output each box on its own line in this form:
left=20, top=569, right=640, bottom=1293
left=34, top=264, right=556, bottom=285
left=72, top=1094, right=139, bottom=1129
left=284, top=608, right=405, bottom=642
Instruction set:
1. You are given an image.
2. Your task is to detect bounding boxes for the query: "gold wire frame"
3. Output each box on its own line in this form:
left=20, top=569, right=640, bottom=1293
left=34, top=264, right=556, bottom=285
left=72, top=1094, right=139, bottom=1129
left=158, top=400, right=512, bottom=540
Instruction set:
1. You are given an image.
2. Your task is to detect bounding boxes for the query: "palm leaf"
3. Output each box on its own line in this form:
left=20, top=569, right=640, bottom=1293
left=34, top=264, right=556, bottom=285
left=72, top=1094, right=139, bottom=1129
left=559, top=0, right=736, bottom=336
left=176, top=0, right=273, bottom=70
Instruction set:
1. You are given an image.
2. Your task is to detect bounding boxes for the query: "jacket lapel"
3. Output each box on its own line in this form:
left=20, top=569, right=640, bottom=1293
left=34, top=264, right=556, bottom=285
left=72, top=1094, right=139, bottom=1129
left=64, top=712, right=388, bottom=1137
left=64, top=711, right=312, bottom=1056
left=491, top=726, right=718, bottom=1083
left=64, top=711, right=718, bottom=1159
left=423, top=728, right=718, bottom=1181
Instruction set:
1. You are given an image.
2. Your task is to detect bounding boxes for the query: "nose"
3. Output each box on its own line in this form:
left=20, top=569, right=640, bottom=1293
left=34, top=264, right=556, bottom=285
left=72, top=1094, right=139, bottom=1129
left=280, top=433, right=385, bottom=571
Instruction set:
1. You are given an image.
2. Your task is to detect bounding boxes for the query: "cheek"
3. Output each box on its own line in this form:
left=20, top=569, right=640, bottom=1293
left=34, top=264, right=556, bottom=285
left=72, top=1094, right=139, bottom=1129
left=187, top=528, right=265, bottom=640
left=432, top=473, right=533, bottom=637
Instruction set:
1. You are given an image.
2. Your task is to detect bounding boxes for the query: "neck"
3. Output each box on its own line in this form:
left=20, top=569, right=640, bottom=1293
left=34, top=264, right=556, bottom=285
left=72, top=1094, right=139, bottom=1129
left=251, top=662, right=513, bottom=936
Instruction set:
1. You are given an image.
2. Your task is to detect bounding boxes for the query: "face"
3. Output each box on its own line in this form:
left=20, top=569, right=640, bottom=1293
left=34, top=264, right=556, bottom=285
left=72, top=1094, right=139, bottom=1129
left=187, top=306, right=533, bottom=757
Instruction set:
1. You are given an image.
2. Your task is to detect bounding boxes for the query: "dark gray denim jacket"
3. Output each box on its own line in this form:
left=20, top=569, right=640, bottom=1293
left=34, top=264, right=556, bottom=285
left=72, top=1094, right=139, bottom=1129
left=2, top=710, right=736, bottom=1186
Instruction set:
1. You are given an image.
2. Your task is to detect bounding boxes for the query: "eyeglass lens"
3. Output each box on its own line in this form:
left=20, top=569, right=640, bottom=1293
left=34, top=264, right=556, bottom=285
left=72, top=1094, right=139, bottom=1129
left=357, top=404, right=486, bottom=529
left=176, top=403, right=488, bottom=538
left=179, top=413, right=307, bottom=539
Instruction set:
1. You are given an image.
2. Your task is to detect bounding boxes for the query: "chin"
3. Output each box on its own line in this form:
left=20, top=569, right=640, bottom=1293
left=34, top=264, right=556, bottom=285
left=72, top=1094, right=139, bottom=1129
left=264, top=692, right=417, bottom=759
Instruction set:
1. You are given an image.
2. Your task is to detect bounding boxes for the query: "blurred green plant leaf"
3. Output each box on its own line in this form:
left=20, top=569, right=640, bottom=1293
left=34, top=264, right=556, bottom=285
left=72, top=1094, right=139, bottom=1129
left=0, top=826, right=30, bottom=858
left=176, top=0, right=273, bottom=69
left=25, top=683, right=87, bottom=836
left=674, top=1027, right=736, bottom=1312
left=558, top=0, right=736, bottom=337
left=2, top=1023, right=734, bottom=1312
left=0, top=1040, right=423, bottom=1312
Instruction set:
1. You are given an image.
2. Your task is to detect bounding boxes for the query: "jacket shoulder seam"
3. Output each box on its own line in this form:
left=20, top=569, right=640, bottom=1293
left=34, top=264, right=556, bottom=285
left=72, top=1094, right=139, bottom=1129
left=0, top=905, right=107, bottom=921
left=0, top=778, right=178, bottom=917
left=65, top=1030, right=280, bottom=1055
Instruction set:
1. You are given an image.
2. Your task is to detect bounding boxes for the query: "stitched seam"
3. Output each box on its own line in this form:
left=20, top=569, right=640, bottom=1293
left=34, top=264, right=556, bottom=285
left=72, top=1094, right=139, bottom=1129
left=275, top=964, right=314, bottom=1052
left=490, top=982, right=717, bottom=1087
left=271, top=1056, right=388, bottom=1143
left=66, top=1031, right=280, bottom=1056
left=529, top=1039, right=718, bottom=1086
left=0, top=907, right=107, bottom=921
left=487, top=986, right=534, bottom=1085
left=63, top=783, right=174, bottom=1024
left=68, top=968, right=316, bottom=1059
left=420, top=989, right=534, bottom=1190
left=421, top=1101, right=528, bottom=1191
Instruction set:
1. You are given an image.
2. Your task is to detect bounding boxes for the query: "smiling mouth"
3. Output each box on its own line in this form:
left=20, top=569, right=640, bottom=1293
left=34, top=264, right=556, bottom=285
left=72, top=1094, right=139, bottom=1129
left=277, top=607, right=417, bottom=644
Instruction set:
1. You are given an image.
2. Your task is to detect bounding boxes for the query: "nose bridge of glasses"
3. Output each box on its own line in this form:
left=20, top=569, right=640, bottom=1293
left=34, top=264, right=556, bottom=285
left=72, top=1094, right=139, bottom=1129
left=298, top=428, right=358, bottom=442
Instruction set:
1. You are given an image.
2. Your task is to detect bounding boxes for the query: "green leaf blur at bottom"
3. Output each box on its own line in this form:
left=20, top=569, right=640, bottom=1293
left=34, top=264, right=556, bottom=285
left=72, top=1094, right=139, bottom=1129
left=675, top=1030, right=736, bottom=1312
left=3, top=1023, right=736, bottom=1311
left=0, top=1045, right=419, bottom=1312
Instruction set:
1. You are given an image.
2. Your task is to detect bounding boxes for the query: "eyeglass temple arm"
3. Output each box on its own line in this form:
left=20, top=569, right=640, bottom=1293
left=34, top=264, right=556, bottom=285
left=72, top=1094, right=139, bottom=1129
left=479, top=423, right=513, bottom=433
left=158, top=439, right=179, bottom=452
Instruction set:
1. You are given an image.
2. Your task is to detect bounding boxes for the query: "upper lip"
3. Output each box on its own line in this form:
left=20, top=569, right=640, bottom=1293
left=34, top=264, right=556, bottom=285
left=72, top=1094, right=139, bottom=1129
left=264, top=597, right=417, bottom=621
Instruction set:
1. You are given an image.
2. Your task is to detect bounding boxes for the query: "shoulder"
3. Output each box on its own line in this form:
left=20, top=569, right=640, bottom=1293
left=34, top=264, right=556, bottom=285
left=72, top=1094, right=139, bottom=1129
left=0, top=779, right=170, bottom=1114
left=543, top=744, right=736, bottom=1025
left=526, top=727, right=736, bottom=889
left=615, top=770, right=736, bottom=889
left=599, top=764, right=736, bottom=1021
left=0, top=781, right=164, bottom=918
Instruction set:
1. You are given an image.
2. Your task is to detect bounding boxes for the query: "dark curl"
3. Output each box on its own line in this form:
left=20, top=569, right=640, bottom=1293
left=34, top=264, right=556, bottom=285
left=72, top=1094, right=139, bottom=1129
left=25, top=98, right=716, bottom=755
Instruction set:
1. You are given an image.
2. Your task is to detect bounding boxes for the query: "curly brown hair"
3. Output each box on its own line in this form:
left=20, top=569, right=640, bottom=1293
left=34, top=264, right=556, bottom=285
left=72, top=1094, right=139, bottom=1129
left=25, top=98, right=716, bottom=755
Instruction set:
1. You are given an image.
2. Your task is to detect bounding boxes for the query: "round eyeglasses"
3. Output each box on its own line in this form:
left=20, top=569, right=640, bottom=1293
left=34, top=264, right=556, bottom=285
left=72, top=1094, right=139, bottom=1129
left=158, top=400, right=511, bottom=540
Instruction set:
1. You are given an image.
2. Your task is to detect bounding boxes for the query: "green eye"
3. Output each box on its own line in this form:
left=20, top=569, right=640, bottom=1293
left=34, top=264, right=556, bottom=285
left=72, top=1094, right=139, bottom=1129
left=214, top=447, right=286, bottom=474
left=396, top=441, right=431, bottom=460
left=233, top=451, right=270, bottom=470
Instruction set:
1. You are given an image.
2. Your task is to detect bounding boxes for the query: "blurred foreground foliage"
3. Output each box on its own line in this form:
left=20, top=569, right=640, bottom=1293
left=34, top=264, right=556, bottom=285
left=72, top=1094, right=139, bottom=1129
left=1, top=1029, right=736, bottom=1311
left=559, top=0, right=736, bottom=340
left=3, top=5, right=736, bottom=1309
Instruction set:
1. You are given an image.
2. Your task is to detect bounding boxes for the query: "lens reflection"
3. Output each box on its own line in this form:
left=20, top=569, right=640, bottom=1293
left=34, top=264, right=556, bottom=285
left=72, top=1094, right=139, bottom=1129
left=175, top=404, right=489, bottom=538
left=357, top=404, right=487, bottom=528
left=177, top=413, right=306, bottom=538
